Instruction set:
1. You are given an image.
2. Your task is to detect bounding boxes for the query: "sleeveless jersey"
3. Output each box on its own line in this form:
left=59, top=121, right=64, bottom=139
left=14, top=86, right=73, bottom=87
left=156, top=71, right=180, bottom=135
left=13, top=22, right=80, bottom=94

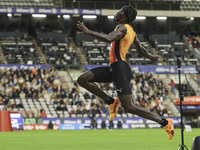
left=109, top=24, right=135, bottom=64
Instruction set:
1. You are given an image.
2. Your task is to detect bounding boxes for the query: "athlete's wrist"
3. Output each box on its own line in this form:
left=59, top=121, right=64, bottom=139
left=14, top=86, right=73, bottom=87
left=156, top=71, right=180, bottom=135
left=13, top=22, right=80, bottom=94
left=147, top=54, right=153, bottom=60
left=87, top=30, right=92, bottom=35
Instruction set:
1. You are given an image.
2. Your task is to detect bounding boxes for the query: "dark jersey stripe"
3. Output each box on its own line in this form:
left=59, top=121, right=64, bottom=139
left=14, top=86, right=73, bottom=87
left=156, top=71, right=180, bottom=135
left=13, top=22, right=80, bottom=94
left=115, top=40, right=122, bottom=61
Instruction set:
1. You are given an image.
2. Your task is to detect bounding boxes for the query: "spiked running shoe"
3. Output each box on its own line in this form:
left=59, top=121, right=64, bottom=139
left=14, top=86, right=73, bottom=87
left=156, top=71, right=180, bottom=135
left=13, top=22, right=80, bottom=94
left=163, top=118, right=175, bottom=140
left=109, top=99, right=119, bottom=121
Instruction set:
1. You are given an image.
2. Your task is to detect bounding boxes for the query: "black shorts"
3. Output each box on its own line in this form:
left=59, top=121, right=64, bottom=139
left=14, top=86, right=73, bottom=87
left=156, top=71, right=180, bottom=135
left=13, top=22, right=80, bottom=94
left=90, top=61, right=132, bottom=96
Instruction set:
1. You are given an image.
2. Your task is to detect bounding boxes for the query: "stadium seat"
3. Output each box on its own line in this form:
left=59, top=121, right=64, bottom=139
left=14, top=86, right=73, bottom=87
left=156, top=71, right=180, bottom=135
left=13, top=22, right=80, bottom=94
left=71, top=114, right=76, bottom=118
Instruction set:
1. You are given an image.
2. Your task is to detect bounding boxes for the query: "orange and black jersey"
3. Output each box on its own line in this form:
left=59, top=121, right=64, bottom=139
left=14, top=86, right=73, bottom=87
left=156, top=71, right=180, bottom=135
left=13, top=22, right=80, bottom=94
left=90, top=24, right=135, bottom=96
left=109, top=24, right=135, bottom=64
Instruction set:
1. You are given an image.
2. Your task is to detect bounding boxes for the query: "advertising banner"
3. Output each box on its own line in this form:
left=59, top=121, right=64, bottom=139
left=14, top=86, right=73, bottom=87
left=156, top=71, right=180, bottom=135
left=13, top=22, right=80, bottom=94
left=175, top=96, right=200, bottom=105
left=145, top=117, right=181, bottom=128
left=84, top=117, right=91, bottom=124
left=112, top=117, right=124, bottom=125
left=59, top=124, right=90, bottom=130
left=23, top=118, right=36, bottom=124
left=0, top=64, right=49, bottom=70
left=84, top=117, right=104, bottom=128
left=178, top=106, right=200, bottom=109
left=111, top=123, right=130, bottom=129
left=171, top=117, right=181, bottom=126
left=63, top=118, right=82, bottom=124
left=84, top=117, right=126, bottom=129
left=125, top=117, right=144, bottom=124
left=0, top=7, right=101, bottom=15
left=42, top=118, right=61, bottom=125
left=23, top=124, right=35, bottom=130
left=145, top=119, right=161, bottom=128
left=85, top=65, right=198, bottom=74
left=23, top=124, right=48, bottom=130
left=121, top=124, right=130, bottom=129
left=130, top=124, right=146, bottom=129
left=35, top=124, right=48, bottom=130
left=53, top=124, right=59, bottom=130
left=84, top=117, right=123, bottom=125
left=10, top=113, right=24, bottom=130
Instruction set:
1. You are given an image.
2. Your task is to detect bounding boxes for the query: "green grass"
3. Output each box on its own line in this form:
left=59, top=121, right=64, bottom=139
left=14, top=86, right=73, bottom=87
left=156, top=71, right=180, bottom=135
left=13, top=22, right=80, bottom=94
left=0, top=128, right=199, bottom=150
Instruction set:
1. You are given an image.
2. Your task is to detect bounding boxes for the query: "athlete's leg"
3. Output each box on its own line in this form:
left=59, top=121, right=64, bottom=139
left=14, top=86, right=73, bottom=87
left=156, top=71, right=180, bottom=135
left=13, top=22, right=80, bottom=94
left=77, top=70, right=110, bottom=102
left=118, top=94, right=162, bottom=123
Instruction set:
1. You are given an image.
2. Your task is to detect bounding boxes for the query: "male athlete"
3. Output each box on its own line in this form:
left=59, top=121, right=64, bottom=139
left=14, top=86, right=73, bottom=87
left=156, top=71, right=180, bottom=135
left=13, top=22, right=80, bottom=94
left=77, top=5, right=174, bottom=140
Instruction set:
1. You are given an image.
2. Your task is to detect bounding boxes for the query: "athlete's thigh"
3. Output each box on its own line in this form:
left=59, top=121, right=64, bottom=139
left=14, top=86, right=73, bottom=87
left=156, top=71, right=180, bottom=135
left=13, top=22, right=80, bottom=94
left=78, top=70, right=96, bottom=82
left=112, top=62, right=132, bottom=95
left=90, top=66, right=113, bottom=83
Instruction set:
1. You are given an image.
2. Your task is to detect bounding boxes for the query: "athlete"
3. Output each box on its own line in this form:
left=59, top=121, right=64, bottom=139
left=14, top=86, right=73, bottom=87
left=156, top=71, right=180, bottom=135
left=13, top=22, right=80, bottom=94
left=77, top=5, right=174, bottom=140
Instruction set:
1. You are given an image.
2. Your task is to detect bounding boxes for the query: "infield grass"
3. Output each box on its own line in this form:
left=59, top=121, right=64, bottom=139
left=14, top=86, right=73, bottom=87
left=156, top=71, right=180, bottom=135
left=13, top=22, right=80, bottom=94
left=0, top=128, right=199, bottom=150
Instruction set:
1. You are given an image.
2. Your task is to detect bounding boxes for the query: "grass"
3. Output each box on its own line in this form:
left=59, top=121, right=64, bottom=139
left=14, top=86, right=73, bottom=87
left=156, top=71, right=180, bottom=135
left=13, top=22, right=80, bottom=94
left=0, top=128, right=199, bottom=150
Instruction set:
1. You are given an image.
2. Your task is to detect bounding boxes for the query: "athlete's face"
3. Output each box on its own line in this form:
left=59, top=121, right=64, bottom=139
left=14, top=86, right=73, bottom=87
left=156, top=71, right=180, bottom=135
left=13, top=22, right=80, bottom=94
left=115, top=9, right=126, bottom=22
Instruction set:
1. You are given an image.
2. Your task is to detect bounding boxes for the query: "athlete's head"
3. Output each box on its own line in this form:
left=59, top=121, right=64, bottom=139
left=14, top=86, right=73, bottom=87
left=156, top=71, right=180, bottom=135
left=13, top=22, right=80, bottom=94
left=115, top=5, right=137, bottom=24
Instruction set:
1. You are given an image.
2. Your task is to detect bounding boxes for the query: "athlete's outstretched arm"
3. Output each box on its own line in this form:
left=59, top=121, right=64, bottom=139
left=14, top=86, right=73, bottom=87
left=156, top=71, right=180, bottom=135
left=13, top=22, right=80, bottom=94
left=77, top=21, right=126, bottom=43
left=133, top=36, right=159, bottom=62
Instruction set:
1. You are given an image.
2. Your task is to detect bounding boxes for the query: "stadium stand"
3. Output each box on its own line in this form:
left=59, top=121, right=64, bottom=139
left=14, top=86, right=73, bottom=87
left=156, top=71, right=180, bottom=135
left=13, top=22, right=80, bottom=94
left=0, top=64, right=171, bottom=118
left=63, top=0, right=181, bottom=10
left=0, top=0, right=54, bottom=8
left=180, top=0, right=200, bottom=11
left=1, top=35, right=41, bottom=64
left=77, top=33, right=199, bottom=66
left=0, top=66, right=66, bottom=118
left=39, top=37, right=82, bottom=69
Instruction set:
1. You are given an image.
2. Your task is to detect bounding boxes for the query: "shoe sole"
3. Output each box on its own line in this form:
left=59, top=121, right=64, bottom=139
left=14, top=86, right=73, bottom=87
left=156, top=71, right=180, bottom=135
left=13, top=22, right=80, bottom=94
left=167, top=119, right=175, bottom=140
left=109, top=100, right=119, bottom=121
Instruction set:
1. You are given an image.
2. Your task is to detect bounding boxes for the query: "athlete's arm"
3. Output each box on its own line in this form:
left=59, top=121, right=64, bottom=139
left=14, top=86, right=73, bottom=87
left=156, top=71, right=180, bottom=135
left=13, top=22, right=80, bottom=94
left=133, top=36, right=159, bottom=62
left=77, top=21, right=126, bottom=43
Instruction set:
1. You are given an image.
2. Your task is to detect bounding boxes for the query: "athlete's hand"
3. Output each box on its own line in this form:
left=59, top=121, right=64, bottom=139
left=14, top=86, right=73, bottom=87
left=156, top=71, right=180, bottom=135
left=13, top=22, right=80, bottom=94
left=149, top=55, right=160, bottom=62
left=77, top=21, right=91, bottom=35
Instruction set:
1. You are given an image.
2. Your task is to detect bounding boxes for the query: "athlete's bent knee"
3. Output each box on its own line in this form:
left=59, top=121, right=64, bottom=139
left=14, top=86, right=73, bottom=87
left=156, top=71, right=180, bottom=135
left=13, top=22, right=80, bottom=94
left=77, top=75, right=86, bottom=87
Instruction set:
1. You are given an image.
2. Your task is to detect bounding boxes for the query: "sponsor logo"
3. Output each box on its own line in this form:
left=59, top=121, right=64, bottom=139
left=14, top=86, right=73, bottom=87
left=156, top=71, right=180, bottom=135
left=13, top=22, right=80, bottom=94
left=52, top=8, right=57, bottom=14
left=63, top=119, right=82, bottom=124
left=96, top=119, right=102, bottom=124
left=29, top=8, right=35, bottom=13
left=131, top=124, right=145, bottom=128
left=131, top=66, right=139, bottom=73
left=74, top=9, right=79, bottom=14
left=35, top=125, right=48, bottom=130
left=11, top=119, right=18, bottom=124
left=116, top=88, right=122, bottom=93
left=42, top=119, right=61, bottom=124
left=0, top=8, right=7, bottom=13
left=146, top=120, right=158, bottom=124
left=10, top=114, right=21, bottom=117
left=84, top=120, right=91, bottom=124
left=148, top=124, right=161, bottom=128
left=24, top=124, right=48, bottom=130
left=61, top=124, right=75, bottom=130
left=60, top=9, right=74, bottom=14
left=95, top=10, right=101, bottom=15
left=79, top=124, right=90, bottom=130
left=126, top=118, right=144, bottom=124
left=16, top=8, right=29, bottom=13
left=53, top=124, right=59, bottom=130
left=24, top=125, right=35, bottom=130
left=38, top=9, right=51, bottom=13
left=7, top=8, right=12, bottom=13
left=122, top=124, right=130, bottom=129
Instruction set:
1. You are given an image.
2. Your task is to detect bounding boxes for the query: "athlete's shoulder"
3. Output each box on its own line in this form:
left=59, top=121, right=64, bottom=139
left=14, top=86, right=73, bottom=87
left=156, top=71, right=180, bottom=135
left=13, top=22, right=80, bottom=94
left=115, top=24, right=127, bottom=32
left=124, top=24, right=134, bottom=30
